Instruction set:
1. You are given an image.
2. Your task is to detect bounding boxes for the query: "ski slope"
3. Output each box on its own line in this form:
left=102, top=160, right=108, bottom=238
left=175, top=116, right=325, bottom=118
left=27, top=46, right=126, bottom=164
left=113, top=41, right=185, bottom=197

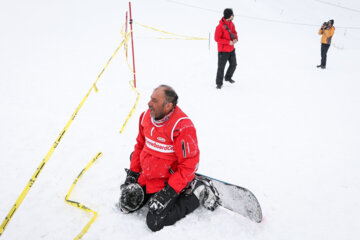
left=1, top=0, right=360, bottom=239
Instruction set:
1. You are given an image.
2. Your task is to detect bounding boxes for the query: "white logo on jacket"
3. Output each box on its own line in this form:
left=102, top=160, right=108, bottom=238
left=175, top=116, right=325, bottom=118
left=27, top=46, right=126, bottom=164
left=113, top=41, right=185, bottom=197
left=145, top=137, right=174, bottom=153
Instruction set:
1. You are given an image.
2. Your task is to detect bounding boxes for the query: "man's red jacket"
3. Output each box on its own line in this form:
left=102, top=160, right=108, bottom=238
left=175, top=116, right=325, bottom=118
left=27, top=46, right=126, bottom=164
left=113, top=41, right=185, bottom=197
left=130, top=106, right=200, bottom=194
left=215, top=17, right=238, bottom=52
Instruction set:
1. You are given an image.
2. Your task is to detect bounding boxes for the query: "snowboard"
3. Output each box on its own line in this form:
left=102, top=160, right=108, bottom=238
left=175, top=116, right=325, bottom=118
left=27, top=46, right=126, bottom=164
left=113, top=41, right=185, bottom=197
left=195, top=173, right=263, bottom=223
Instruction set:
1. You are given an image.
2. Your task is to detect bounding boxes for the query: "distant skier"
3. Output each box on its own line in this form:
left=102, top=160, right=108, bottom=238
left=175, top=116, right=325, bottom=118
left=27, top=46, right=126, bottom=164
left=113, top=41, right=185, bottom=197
left=317, top=19, right=335, bottom=69
left=215, top=8, right=238, bottom=89
left=119, top=85, right=219, bottom=232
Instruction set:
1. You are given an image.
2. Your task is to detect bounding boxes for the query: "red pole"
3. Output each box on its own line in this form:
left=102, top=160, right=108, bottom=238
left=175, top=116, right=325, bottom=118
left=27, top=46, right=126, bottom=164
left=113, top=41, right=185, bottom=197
left=129, top=2, right=136, bottom=88
left=125, top=11, right=128, bottom=58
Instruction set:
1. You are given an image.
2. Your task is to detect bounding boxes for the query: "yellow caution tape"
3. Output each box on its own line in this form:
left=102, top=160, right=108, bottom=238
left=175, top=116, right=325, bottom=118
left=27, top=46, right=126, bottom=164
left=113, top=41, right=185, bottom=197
left=134, top=22, right=208, bottom=40
left=65, top=152, right=102, bottom=240
left=120, top=80, right=140, bottom=134
left=0, top=39, right=126, bottom=237
left=120, top=28, right=134, bottom=73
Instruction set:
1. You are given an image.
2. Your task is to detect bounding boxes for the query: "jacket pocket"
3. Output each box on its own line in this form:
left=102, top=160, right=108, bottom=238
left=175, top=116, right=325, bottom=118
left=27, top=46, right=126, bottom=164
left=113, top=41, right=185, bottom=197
left=141, top=152, right=173, bottom=180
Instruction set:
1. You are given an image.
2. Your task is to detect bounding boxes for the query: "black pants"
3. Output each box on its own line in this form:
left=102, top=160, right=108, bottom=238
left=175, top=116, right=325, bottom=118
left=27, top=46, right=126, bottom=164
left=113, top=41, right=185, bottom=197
left=321, top=43, right=330, bottom=67
left=216, top=50, right=237, bottom=85
left=145, top=192, right=200, bottom=232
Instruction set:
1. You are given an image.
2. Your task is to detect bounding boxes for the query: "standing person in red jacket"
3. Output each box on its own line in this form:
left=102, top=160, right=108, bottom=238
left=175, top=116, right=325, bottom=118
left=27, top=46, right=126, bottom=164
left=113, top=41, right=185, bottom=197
left=215, top=8, right=238, bottom=89
left=119, top=85, right=219, bottom=232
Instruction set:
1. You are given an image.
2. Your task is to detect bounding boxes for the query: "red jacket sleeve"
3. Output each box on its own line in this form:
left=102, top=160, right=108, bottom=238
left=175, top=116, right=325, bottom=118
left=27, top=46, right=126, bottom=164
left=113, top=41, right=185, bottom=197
left=168, top=119, right=200, bottom=193
left=130, top=111, right=146, bottom=173
left=232, top=23, right=238, bottom=40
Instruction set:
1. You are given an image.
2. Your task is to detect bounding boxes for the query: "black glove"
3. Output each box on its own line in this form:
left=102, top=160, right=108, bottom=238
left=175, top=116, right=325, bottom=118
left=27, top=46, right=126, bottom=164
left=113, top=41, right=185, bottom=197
left=148, top=183, right=178, bottom=215
left=119, top=183, right=144, bottom=213
left=121, top=169, right=140, bottom=190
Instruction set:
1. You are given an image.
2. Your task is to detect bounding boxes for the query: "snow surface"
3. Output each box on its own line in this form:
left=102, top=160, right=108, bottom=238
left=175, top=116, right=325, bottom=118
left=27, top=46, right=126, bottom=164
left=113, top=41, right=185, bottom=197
left=1, top=0, right=360, bottom=239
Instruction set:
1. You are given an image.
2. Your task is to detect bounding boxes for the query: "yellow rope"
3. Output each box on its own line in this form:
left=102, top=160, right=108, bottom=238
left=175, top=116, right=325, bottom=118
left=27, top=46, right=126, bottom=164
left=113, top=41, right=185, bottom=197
left=120, top=27, right=134, bottom=73
left=120, top=80, right=140, bottom=133
left=0, top=39, right=126, bottom=237
left=134, top=22, right=208, bottom=40
left=65, top=152, right=102, bottom=240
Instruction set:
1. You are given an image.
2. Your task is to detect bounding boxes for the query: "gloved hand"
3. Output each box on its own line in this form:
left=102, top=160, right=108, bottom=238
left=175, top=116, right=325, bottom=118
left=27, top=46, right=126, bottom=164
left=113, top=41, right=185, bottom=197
left=119, top=183, right=144, bottom=213
left=148, top=183, right=178, bottom=215
left=120, top=168, right=140, bottom=190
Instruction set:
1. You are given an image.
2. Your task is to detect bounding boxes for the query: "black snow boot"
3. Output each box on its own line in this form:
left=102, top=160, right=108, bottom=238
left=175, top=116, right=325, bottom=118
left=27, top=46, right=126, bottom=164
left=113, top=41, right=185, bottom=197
left=185, top=176, right=220, bottom=211
left=225, top=78, right=235, bottom=83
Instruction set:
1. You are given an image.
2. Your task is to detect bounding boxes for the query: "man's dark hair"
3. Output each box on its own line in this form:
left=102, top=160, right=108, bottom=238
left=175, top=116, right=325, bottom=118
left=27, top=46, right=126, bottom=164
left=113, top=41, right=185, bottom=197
left=223, top=8, right=233, bottom=19
left=157, top=85, right=178, bottom=107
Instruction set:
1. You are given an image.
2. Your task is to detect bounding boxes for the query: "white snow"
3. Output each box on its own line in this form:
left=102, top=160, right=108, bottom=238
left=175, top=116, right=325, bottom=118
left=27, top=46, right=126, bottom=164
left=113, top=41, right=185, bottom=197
left=1, top=0, right=360, bottom=239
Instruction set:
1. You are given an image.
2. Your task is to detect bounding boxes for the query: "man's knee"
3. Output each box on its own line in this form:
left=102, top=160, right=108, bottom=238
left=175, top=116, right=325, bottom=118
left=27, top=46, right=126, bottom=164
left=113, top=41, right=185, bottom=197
left=229, top=59, right=237, bottom=68
left=217, top=62, right=226, bottom=70
left=146, top=212, right=164, bottom=232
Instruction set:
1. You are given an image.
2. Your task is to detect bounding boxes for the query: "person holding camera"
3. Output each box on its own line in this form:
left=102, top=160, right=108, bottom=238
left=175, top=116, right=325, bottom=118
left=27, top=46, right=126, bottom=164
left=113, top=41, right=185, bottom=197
left=317, top=19, right=335, bottom=69
left=214, top=8, right=238, bottom=89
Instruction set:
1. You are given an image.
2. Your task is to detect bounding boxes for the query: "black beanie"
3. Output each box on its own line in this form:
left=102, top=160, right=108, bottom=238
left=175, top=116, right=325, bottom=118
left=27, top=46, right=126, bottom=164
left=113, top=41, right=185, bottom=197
left=224, top=8, right=233, bottom=19
left=329, top=19, right=334, bottom=25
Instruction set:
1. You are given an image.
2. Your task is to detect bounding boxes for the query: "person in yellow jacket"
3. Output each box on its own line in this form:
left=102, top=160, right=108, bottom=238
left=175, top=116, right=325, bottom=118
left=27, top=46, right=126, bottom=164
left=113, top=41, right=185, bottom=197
left=317, top=19, right=335, bottom=69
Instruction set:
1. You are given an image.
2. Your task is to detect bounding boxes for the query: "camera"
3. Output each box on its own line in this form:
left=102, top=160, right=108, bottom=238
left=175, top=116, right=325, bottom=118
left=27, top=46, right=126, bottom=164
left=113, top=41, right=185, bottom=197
left=322, top=21, right=329, bottom=29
